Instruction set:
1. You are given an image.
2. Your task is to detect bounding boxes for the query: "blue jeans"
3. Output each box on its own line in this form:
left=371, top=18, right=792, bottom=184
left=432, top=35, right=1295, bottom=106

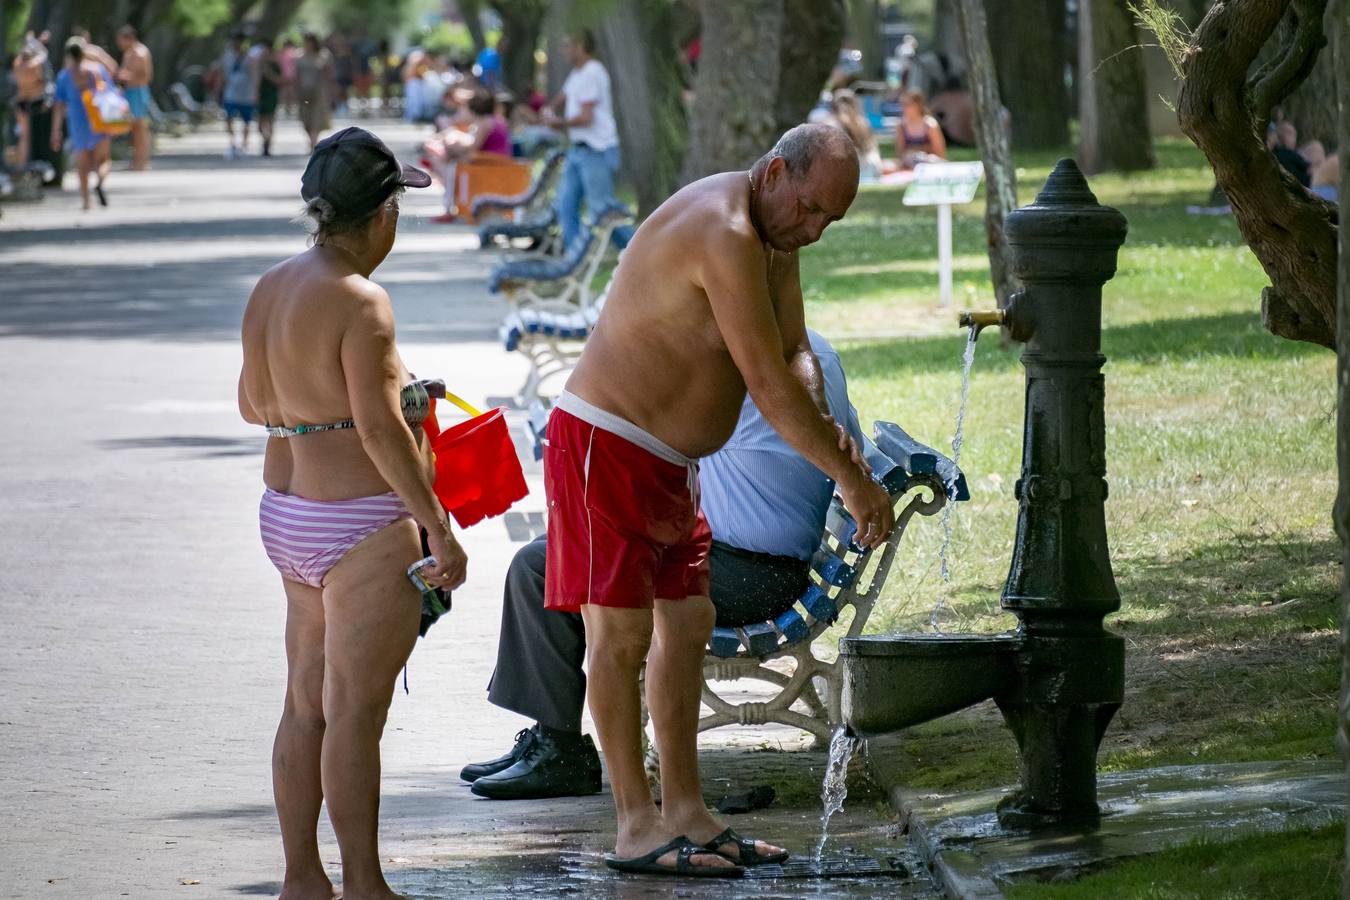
left=556, top=143, right=623, bottom=250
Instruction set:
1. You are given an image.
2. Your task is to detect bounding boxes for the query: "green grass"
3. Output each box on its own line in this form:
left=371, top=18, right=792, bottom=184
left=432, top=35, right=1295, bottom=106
left=805, top=138, right=1340, bottom=798
left=1003, top=823, right=1342, bottom=899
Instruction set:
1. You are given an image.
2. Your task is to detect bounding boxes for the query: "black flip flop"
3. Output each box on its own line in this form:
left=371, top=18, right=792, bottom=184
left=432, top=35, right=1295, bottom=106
left=94, top=182, right=107, bottom=207
left=703, top=826, right=790, bottom=866
left=604, top=835, right=745, bottom=878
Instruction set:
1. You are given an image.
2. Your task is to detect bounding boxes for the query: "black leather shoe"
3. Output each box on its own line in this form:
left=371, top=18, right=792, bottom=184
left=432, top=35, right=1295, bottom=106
left=460, top=727, right=538, bottom=783
left=470, top=732, right=602, bottom=799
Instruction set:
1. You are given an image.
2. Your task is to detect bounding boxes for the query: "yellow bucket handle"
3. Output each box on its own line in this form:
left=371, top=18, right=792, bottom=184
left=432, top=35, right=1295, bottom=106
left=440, top=389, right=483, bottom=419
left=418, top=379, right=483, bottom=418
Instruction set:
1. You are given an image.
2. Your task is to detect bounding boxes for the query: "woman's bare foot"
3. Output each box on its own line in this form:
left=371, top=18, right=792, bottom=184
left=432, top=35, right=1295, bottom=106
left=277, top=870, right=337, bottom=899
left=614, top=811, right=737, bottom=871
left=670, top=808, right=786, bottom=864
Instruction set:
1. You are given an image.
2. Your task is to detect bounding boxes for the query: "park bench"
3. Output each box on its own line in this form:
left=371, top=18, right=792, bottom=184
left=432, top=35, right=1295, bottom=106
left=488, top=203, right=630, bottom=310
left=474, top=148, right=566, bottom=247
left=697, top=421, right=967, bottom=744
left=524, top=406, right=967, bottom=744
left=490, top=207, right=629, bottom=404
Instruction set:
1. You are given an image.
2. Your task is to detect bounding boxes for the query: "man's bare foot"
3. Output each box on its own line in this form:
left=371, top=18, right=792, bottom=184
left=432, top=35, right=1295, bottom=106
left=613, top=812, right=737, bottom=871
left=671, top=808, right=787, bottom=864
left=277, top=871, right=337, bottom=899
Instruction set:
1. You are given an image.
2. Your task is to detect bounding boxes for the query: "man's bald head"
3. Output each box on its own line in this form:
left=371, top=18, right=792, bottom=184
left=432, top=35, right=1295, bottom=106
left=749, top=124, right=860, bottom=252
left=764, top=123, right=860, bottom=184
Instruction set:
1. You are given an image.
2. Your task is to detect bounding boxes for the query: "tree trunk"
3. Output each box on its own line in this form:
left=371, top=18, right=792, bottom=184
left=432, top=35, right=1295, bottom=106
left=846, top=0, right=883, bottom=80
left=1078, top=0, right=1155, bottom=173
left=592, top=0, right=688, bottom=215
left=490, top=0, right=545, bottom=100
left=985, top=0, right=1070, bottom=150
left=933, top=0, right=967, bottom=83
left=459, top=0, right=489, bottom=55
left=542, top=0, right=574, bottom=96
left=680, top=0, right=783, bottom=183
left=775, top=0, right=845, bottom=136
left=1174, top=0, right=1337, bottom=348
left=1333, top=1, right=1350, bottom=891
left=954, top=0, right=1018, bottom=311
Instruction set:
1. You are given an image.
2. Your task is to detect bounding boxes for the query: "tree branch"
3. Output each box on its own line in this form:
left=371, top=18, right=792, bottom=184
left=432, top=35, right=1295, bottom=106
left=1248, top=0, right=1329, bottom=119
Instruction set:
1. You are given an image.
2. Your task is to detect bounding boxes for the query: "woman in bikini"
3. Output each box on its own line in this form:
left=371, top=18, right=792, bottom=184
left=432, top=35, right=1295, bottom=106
left=238, top=127, right=467, bottom=900
left=895, top=88, right=947, bottom=170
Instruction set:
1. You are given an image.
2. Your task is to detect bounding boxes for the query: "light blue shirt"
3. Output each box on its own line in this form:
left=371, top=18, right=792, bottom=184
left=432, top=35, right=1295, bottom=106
left=700, top=330, right=864, bottom=561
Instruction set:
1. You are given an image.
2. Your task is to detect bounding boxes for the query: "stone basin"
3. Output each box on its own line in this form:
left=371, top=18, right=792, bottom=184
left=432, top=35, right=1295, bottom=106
left=840, top=633, right=1021, bottom=738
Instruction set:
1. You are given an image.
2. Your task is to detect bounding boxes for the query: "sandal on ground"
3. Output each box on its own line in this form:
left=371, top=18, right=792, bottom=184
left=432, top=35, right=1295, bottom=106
left=703, top=826, right=790, bottom=866
left=95, top=182, right=108, bottom=207
left=604, top=835, right=745, bottom=878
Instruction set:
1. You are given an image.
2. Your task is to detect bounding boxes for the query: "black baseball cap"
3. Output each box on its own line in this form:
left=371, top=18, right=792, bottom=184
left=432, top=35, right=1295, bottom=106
left=300, top=127, right=432, bottom=219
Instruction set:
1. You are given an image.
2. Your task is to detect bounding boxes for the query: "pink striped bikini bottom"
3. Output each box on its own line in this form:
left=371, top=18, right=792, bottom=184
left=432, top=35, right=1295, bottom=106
left=259, top=488, right=411, bottom=588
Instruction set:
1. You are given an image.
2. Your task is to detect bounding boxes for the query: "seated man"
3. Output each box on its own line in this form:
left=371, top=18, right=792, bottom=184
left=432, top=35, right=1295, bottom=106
left=463, top=330, right=864, bottom=800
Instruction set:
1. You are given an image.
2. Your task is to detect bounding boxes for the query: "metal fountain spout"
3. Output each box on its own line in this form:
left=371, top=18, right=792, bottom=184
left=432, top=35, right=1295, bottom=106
left=957, top=308, right=1006, bottom=339
left=840, top=158, right=1128, bottom=830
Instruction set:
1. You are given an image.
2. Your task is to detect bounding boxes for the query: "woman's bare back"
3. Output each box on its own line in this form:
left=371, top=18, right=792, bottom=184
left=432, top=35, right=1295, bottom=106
left=240, top=247, right=421, bottom=500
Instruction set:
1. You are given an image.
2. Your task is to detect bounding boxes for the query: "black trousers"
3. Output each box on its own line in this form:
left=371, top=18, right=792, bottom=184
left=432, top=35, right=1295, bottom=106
left=485, top=536, right=808, bottom=732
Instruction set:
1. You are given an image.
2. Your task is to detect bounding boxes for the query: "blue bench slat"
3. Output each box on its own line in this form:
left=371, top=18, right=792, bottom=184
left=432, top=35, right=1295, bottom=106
left=873, top=420, right=970, bottom=501
left=743, top=622, right=780, bottom=657
left=709, top=627, right=742, bottom=658
left=774, top=608, right=810, bottom=644
left=826, top=503, right=858, bottom=549
left=801, top=584, right=839, bottom=625
left=812, top=550, right=856, bottom=588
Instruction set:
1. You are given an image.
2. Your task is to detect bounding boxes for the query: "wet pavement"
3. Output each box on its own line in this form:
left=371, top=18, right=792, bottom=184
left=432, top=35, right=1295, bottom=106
left=0, top=121, right=940, bottom=898
left=887, top=758, right=1344, bottom=898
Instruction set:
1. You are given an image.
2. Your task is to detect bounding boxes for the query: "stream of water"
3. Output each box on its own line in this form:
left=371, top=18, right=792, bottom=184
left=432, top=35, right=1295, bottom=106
left=814, top=727, right=862, bottom=863
left=933, top=326, right=980, bottom=631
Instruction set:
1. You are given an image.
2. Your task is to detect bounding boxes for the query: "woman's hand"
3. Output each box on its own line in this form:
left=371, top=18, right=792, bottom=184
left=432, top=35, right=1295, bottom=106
left=423, top=524, right=468, bottom=591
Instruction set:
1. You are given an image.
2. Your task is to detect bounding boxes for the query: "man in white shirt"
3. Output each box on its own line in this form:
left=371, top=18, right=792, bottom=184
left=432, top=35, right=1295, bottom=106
left=543, top=30, right=626, bottom=249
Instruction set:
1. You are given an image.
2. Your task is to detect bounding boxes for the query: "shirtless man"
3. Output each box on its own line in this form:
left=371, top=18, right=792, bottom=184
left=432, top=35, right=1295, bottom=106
left=11, top=33, right=49, bottom=169
left=116, top=25, right=154, bottom=170
left=544, top=123, right=895, bottom=877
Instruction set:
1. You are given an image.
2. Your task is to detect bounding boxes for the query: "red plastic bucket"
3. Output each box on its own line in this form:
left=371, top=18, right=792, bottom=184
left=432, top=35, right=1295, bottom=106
left=429, top=404, right=528, bottom=527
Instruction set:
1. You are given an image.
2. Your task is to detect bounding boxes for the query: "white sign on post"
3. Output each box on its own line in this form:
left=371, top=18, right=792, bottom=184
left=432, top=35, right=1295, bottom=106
left=903, top=162, right=984, bottom=308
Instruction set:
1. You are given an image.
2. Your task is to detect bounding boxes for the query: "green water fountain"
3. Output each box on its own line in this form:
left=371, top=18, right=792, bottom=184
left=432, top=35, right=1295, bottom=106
left=840, top=159, right=1128, bottom=828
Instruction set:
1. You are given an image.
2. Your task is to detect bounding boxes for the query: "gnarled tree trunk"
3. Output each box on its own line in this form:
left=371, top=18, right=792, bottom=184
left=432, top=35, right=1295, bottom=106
left=1174, top=0, right=1338, bottom=348
left=680, top=0, right=783, bottom=182
left=1078, top=0, right=1155, bottom=174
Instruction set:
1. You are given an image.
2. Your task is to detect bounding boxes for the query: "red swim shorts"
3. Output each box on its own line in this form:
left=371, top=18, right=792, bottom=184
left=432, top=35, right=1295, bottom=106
left=543, top=404, right=711, bottom=611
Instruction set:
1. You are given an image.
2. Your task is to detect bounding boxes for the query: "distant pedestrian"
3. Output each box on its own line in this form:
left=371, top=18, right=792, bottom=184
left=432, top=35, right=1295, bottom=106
left=115, top=25, right=154, bottom=170
left=220, top=32, right=261, bottom=158
left=11, top=32, right=50, bottom=170
left=254, top=38, right=282, bottom=157
left=50, top=38, right=112, bottom=210
left=279, top=38, right=299, bottom=116
left=543, top=30, right=623, bottom=250
left=295, top=33, right=334, bottom=152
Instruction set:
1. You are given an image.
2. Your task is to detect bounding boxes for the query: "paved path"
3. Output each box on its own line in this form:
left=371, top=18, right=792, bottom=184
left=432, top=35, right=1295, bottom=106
left=0, top=122, right=929, bottom=899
